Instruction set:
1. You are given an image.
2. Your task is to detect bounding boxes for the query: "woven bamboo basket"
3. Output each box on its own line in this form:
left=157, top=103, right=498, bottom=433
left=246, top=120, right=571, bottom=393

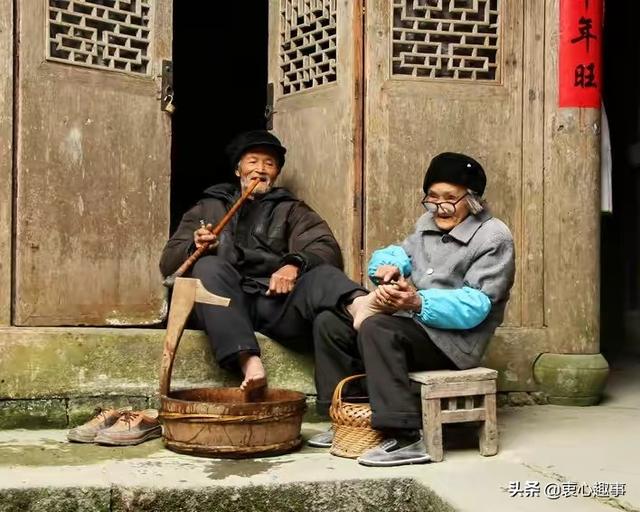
left=329, top=374, right=383, bottom=458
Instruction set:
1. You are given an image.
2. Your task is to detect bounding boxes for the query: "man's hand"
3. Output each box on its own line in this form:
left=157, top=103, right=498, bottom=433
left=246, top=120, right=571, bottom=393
left=193, top=223, right=218, bottom=251
left=374, top=264, right=401, bottom=284
left=267, top=264, right=300, bottom=296
left=375, top=277, right=422, bottom=312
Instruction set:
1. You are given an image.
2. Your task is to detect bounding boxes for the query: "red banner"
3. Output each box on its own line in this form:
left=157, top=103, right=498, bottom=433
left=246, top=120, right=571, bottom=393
left=559, top=0, right=602, bottom=108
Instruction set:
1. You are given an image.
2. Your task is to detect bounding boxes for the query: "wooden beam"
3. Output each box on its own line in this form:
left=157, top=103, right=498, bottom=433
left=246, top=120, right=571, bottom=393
left=441, top=408, right=486, bottom=424
left=521, top=0, right=546, bottom=326
left=421, top=380, right=496, bottom=399
left=543, top=0, right=601, bottom=353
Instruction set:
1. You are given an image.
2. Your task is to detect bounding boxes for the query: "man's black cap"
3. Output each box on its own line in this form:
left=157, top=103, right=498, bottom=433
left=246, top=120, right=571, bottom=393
left=226, top=130, right=287, bottom=169
left=423, top=152, right=487, bottom=196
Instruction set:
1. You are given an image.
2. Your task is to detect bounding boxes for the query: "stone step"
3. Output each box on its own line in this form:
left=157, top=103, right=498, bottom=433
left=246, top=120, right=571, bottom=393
left=0, top=425, right=451, bottom=512
left=0, top=327, right=315, bottom=429
left=0, top=426, right=617, bottom=512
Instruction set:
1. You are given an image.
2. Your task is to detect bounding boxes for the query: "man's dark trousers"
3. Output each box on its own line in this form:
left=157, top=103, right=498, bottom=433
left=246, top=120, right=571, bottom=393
left=191, top=256, right=364, bottom=368
left=313, top=311, right=456, bottom=431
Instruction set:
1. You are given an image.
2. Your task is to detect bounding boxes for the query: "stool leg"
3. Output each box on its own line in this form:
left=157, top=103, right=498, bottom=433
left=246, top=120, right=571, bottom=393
left=479, top=393, right=498, bottom=456
left=422, top=395, right=444, bottom=462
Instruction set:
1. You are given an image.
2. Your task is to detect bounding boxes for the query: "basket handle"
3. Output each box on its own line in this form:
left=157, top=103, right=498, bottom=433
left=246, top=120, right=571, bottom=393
left=159, top=277, right=230, bottom=396
left=331, top=374, right=367, bottom=409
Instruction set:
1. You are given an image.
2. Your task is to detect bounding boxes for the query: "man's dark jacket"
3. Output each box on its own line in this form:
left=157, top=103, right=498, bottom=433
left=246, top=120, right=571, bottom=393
left=160, top=184, right=343, bottom=286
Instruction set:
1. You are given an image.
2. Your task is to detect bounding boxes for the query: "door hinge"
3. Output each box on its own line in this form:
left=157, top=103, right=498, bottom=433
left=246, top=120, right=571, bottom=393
left=265, top=82, right=275, bottom=130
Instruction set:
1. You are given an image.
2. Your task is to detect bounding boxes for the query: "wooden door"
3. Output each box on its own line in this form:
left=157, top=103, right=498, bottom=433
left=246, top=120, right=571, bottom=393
left=364, top=0, right=544, bottom=328
left=14, top=0, right=173, bottom=325
left=268, top=0, right=363, bottom=280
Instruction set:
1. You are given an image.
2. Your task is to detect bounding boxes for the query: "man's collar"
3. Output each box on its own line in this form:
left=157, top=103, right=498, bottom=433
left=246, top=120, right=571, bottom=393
left=417, top=210, right=492, bottom=244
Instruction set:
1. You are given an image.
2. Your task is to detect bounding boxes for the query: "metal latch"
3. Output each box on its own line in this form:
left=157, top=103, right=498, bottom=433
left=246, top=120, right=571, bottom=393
left=161, top=60, right=175, bottom=114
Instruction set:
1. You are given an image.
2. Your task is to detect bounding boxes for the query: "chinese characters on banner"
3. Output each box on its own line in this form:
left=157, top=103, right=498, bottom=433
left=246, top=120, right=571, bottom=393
left=559, top=0, right=603, bottom=108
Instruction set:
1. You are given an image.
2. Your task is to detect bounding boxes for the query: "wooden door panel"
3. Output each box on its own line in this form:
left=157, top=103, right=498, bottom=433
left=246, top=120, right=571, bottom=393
left=14, top=0, right=172, bottom=325
left=268, top=0, right=363, bottom=280
left=365, top=0, right=543, bottom=327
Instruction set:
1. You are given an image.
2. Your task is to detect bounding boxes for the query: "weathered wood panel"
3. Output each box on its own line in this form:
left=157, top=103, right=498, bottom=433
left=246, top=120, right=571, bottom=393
left=543, top=0, right=600, bottom=353
left=521, top=0, right=546, bottom=327
left=268, top=0, right=363, bottom=281
left=364, top=0, right=538, bottom=328
left=0, top=0, right=12, bottom=326
left=13, top=1, right=173, bottom=325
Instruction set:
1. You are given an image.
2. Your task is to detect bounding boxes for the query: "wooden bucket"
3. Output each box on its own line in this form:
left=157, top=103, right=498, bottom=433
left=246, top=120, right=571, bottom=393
left=160, top=387, right=306, bottom=458
left=157, top=277, right=307, bottom=458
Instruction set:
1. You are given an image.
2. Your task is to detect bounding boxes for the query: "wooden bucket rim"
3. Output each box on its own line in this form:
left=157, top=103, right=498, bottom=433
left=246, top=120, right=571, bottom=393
left=160, top=387, right=307, bottom=408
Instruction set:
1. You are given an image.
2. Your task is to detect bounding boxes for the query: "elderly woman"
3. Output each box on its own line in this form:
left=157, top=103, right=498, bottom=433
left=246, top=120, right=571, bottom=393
left=309, top=152, right=515, bottom=467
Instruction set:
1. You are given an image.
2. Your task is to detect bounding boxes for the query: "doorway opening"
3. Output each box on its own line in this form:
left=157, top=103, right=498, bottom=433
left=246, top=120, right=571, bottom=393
left=171, top=2, right=269, bottom=232
left=601, top=0, right=640, bottom=360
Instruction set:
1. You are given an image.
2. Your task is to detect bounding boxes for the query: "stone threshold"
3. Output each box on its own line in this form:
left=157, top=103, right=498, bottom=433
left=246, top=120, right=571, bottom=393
left=0, top=327, right=316, bottom=399
left=0, top=326, right=550, bottom=430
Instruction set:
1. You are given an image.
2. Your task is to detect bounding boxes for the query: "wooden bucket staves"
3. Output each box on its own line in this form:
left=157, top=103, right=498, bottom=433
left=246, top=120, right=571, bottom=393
left=158, top=277, right=306, bottom=458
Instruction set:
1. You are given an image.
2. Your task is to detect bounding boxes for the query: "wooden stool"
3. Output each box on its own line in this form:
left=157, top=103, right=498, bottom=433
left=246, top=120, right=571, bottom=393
left=409, top=367, right=498, bottom=462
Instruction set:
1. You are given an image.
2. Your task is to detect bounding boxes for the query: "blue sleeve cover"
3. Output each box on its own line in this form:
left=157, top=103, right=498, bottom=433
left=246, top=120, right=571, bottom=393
left=416, top=286, right=491, bottom=330
left=367, top=245, right=412, bottom=283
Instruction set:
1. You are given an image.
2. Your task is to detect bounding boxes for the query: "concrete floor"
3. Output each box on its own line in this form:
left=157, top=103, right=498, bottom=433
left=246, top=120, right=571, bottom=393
left=0, top=357, right=638, bottom=511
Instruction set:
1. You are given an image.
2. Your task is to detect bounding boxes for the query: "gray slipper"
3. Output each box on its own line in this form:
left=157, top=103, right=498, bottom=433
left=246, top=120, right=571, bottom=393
left=357, top=438, right=431, bottom=467
left=307, top=428, right=334, bottom=448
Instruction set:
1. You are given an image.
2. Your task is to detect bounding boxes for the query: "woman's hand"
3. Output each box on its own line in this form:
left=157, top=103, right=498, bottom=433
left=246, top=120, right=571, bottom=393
left=375, top=278, right=422, bottom=312
left=373, top=264, right=401, bottom=284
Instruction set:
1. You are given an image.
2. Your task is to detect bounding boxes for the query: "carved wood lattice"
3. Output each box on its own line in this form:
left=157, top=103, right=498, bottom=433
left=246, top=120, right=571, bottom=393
left=392, top=0, right=501, bottom=81
left=280, top=0, right=337, bottom=95
left=47, top=0, right=152, bottom=75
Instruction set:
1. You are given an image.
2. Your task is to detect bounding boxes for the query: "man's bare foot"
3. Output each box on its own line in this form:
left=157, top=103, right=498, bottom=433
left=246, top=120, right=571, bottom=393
left=239, top=354, right=267, bottom=392
left=348, top=291, right=396, bottom=330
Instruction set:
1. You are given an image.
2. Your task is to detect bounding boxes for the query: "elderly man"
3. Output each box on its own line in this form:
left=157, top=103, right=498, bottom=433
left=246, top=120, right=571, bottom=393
left=309, top=152, right=515, bottom=467
left=160, top=130, right=374, bottom=392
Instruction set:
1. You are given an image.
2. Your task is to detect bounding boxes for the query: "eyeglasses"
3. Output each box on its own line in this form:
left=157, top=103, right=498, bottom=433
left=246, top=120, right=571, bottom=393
left=421, top=193, right=468, bottom=215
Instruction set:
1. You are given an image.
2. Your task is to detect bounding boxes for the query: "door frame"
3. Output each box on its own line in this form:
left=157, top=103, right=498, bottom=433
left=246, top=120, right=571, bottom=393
left=0, top=0, right=13, bottom=326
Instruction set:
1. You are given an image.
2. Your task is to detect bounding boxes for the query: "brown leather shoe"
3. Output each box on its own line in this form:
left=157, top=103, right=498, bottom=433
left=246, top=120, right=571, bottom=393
left=67, top=407, right=131, bottom=443
left=94, top=409, right=162, bottom=446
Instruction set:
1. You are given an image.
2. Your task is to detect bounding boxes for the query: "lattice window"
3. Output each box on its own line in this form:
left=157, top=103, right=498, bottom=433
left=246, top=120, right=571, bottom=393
left=280, top=0, right=337, bottom=95
left=47, top=0, right=152, bottom=75
left=392, top=0, right=501, bottom=81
